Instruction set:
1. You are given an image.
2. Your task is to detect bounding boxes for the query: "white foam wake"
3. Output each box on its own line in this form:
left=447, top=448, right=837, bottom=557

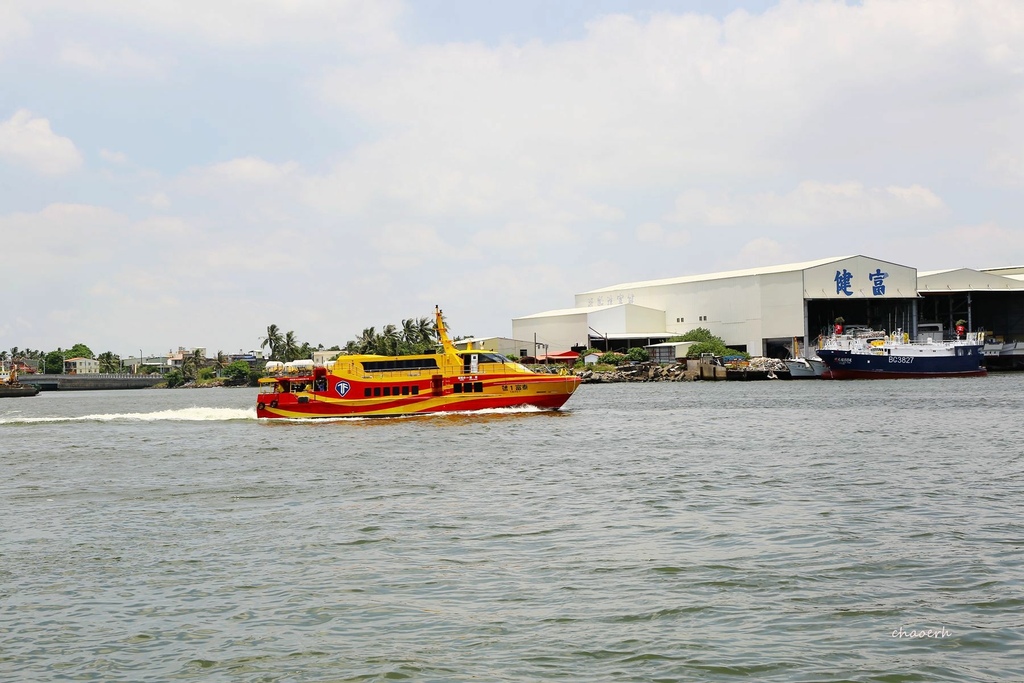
left=0, top=407, right=257, bottom=424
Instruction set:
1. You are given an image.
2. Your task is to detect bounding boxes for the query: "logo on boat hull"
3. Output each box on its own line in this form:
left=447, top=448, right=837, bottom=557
left=335, top=381, right=351, bottom=397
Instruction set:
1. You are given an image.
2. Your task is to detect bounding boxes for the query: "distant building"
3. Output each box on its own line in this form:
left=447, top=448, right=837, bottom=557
left=313, top=350, right=340, bottom=366
left=513, top=255, right=1024, bottom=359
left=454, top=336, right=554, bottom=359
left=167, top=347, right=207, bottom=368
left=65, top=357, right=100, bottom=374
left=645, top=341, right=696, bottom=364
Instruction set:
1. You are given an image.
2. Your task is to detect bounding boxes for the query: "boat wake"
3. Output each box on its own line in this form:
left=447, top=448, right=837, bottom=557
left=2, top=405, right=559, bottom=426
left=0, top=407, right=257, bottom=425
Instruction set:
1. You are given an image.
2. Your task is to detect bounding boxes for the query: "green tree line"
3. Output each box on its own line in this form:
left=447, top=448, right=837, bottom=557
left=259, top=316, right=439, bottom=361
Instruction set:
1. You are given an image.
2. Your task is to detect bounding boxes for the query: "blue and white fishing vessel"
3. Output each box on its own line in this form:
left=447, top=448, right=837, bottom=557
left=817, top=329, right=987, bottom=379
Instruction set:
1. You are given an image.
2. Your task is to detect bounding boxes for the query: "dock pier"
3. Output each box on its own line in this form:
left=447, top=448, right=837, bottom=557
left=21, top=374, right=164, bottom=391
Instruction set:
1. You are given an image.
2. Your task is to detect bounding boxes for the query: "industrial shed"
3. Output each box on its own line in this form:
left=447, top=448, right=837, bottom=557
left=513, top=256, right=927, bottom=359
left=917, top=267, right=1024, bottom=341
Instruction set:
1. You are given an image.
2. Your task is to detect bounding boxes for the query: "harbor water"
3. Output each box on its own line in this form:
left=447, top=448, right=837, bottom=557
left=2, top=378, right=1022, bottom=682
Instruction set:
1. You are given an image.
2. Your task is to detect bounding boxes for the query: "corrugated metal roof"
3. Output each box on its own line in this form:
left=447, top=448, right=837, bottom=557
left=580, top=255, right=859, bottom=294
left=599, top=332, right=674, bottom=340
left=980, top=265, right=1024, bottom=275
left=917, top=268, right=1024, bottom=291
left=513, top=304, right=619, bottom=320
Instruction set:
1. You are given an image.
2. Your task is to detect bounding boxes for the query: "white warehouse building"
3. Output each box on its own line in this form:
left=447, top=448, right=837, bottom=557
left=511, top=255, right=1009, bottom=359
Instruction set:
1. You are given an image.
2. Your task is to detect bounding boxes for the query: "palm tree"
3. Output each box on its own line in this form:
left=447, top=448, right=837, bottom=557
left=357, top=327, right=377, bottom=354
left=401, top=319, right=419, bottom=346
left=416, top=316, right=436, bottom=346
left=98, top=351, right=120, bottom=373
left=380, top=324, right=400, bottom=356
left=281, top=331, right=300, bottom=362
left=261, top=324, right=284, bottom=360
left=181, top=355, right=196, bottom=380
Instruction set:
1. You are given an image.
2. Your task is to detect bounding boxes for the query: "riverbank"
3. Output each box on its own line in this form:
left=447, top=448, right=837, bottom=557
left=579, top=358, right=791, bottom=382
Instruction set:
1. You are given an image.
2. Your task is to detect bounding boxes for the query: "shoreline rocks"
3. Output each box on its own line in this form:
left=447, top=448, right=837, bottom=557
left=579, top=358, right=792, bottom=383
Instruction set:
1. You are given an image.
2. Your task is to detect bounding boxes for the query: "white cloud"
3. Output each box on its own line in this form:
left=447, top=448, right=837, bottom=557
left=26, top=0, right=403, bottom=52
left=370, top=223, right=480, bottom=269
left=100, top=148, right=129, bottom=164
left=988, top=149, right=1024, bottom=186
left=0, top=109, right=83, bottom=175
left=0, top=5, right=31, bottom=56
left=635, top=222, right=690, bottom=248
left=187, top=157, right=300, bottom=187
left=312, top=1, right=1024, bottom=222
left=722, top=237, right=790, bottom=271
left=138, top=191, right=171, bottom=210
left=669, top=182, right=946, bottom=228
left=0, top=203, right=127, bottom=241
left=58, top=43, right=166, bottom=77
left=4, top=1, right=1024, bottom=354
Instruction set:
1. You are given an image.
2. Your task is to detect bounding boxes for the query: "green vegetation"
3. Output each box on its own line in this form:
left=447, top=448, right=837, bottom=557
left=626, top=347, right=650, bottom=362
left=341, top=317, right=438, bottom=356
left=599, top=352, right=627, bottom=366
left=224, top=360, right=254, bottom=385
left=67, top=343, right=94, bottom=359
left=43, top=350, right=65, bottom=374
left=97, top=351, right=120, bottom=373
left=164, top=369, right=185, bottom=388
left=670, top=327, right=749, bottom=359
left=260, top=324, right=332, bottom=362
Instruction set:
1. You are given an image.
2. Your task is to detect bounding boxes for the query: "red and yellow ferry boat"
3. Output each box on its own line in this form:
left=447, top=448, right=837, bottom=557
left=256, top=307, right=581, bottom=418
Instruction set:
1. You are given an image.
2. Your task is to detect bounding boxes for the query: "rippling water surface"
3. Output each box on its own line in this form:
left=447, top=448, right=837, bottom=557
left=2, top=378, right=1022, bottom=682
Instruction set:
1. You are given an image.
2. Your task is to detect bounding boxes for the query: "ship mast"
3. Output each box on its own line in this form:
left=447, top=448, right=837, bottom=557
left=435, top=305, right=457, bottom=354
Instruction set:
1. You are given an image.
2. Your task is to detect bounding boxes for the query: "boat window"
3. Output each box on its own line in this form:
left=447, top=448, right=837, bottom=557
left=474, top=382, right=483, bottom=393
left=401, top=386, right=409, bottom=395
left=364, top=388, right=371, bottom=397
left=373, top=387, right=381, bottom=397
left=383, top=387, right=391, bottom=396
left=411, top=386, right=419, bottom=395
left=362, top=358, right=440, bottom=372
left=479, top=353, right=507, bottom=364
left=393, top=386, right=400, bottom=395
left=453, top=383, right=463, bottom=393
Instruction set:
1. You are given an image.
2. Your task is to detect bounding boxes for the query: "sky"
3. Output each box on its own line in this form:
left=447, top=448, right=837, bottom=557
left=2, top=0, right=1023, bottom=357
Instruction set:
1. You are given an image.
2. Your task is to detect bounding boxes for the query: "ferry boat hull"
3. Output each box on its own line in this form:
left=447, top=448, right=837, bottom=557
left=256, top=376, right=579, bottom=419
left=256, top=307, right=581, bottom=419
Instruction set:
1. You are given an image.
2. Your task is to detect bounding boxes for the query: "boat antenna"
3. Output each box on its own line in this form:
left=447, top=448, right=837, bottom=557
left=435, top=305, right=457, bottom=354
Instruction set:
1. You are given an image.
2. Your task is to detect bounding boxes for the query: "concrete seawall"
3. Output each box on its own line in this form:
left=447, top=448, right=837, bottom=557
left=23, top=374, right=164, bottom=391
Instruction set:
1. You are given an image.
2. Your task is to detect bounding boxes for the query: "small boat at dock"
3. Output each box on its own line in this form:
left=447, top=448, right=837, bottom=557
left=784, top=356, right=827, bottom=379
left=783, top=337, right=826, bottom=379
left=256, top=307, right=581, bottom=418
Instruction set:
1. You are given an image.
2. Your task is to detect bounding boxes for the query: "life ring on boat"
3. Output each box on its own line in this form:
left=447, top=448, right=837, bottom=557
left=270, top=400, right=278, bottom=408
left=257, top=402, right=265, bottom=411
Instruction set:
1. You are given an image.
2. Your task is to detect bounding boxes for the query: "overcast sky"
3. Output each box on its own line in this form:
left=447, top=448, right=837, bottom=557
left=2, top=0, right=1023, bottom=357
